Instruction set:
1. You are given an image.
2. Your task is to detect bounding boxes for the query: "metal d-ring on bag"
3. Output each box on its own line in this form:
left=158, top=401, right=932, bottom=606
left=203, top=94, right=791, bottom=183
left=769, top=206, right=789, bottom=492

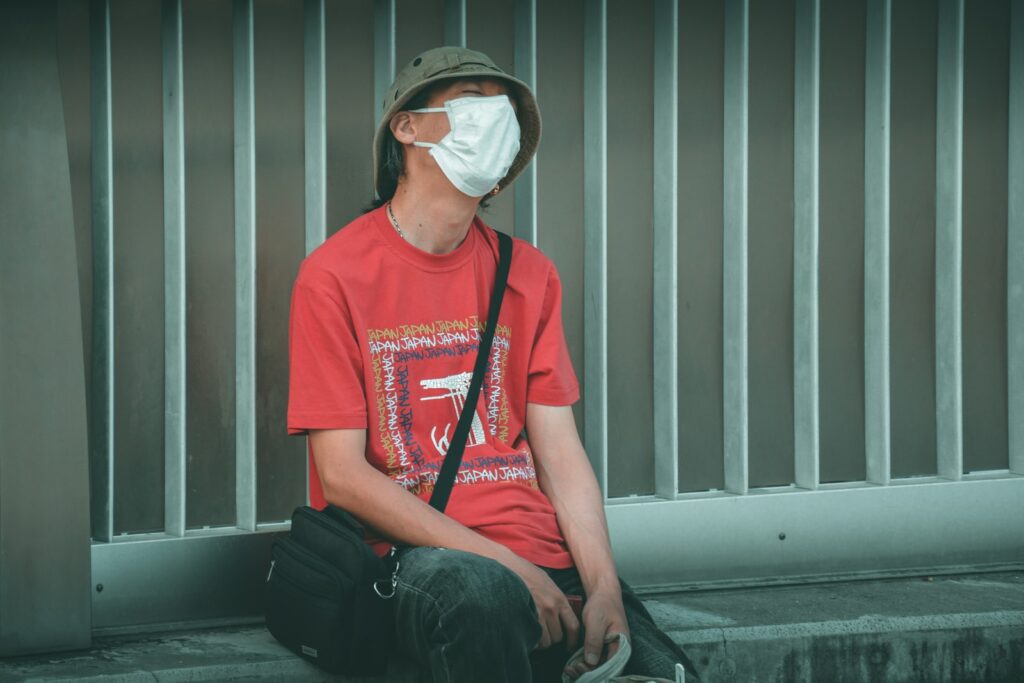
left=264, top=229, right=513, bottom=676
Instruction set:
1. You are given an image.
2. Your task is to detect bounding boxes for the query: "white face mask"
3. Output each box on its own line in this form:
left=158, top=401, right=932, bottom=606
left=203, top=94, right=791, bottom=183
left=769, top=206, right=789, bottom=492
left=410, top=94, right=521, bottom=197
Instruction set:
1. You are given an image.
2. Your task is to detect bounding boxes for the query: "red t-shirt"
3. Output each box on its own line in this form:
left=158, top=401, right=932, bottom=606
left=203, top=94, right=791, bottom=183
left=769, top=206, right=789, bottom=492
left=287, top=205, right=579, bottom=569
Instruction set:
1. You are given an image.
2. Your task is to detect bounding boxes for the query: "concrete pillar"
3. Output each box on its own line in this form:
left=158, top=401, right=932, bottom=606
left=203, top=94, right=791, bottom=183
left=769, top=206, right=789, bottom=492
left=0, top=0, right=92, bottom=656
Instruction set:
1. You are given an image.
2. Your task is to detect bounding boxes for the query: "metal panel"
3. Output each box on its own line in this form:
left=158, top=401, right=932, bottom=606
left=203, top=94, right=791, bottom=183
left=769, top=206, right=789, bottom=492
left=607, top=0, right=654, bottom=497
left=935, top=0, right=965, bottom=481
left=722, top=0, right=749, bottom=494
left=677, top=0, right=725, bottom=494
left=444, top=0, right=466, bottom=46
left=535, top=0, right=585, bottom=434
left=962, top=0, right=1010, bottom=473
left=257, top=2, right=308, bottom=522
left=324, top=0, right=375, bottom=236
left=793, top=0, right=820, bottom=491
left=304, top=0, right=326, bottom=255
left=373, top=0, right=395, bottom=131
left=90, top=0, right=115, bottom=543
left=91, top=528, right=285, bottom=632
left=747, top=0, right=795, bottom=489
left=394, top=0, right=443, bottom=78
left=819, top=0, right=867, bottom=484
left=864, top=0, right=892, bottom=485
left=254, top=0, right=307, bottom=523
left=1012, top=0, right=1024, bottom=475
left=112, top=0, right=166, bottom=534
left=162, top=0, right=186, bottom=538
left=0, top=0, right=92, bottom=653
left=234, top=0, right=257, bottom=531
left=183, top=0, right=236, bottom=530
left=513, top=0, right=537, bottom=245
left=607, top=476, right=1024, bottom=590
left=652, top=0, right=678, bottom=498
left=583, top=0, right=608, bottom=498
left=890, top=0, right=938, bottom=478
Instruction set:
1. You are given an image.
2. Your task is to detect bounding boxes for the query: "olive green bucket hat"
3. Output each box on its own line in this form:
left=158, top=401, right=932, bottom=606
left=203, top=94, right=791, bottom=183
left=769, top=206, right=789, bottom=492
left=372, top=46, right=541, bottom=199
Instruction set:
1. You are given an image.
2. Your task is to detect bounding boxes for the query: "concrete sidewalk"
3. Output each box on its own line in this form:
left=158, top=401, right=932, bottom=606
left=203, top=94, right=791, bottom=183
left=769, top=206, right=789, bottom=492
left=2, top=571, right=1022, bottom=682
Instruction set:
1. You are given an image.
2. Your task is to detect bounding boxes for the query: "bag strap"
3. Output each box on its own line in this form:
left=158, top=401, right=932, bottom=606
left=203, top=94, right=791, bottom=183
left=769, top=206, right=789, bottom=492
left=427, top=229, right=513, bottom=513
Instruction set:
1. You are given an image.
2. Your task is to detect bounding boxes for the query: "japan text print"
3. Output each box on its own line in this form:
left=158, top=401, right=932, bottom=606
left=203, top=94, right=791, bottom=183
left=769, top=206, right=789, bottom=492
left=420, top=371, right=487, bottom=455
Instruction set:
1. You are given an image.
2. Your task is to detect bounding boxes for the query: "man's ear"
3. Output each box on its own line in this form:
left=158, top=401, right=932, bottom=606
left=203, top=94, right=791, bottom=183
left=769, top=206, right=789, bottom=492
left=390, top=112, right=416, bottom=145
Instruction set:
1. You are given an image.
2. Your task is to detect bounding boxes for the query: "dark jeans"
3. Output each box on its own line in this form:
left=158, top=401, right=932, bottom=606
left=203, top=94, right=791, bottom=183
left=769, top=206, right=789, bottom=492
left=392, top=546, right=700, bottom=683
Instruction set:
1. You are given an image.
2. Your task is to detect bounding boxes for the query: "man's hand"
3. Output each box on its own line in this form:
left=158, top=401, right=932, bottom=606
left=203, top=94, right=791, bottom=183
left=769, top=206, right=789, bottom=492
left=509, top=559, right=581, bottom=651
left=563, top=588, right=630, bottom=679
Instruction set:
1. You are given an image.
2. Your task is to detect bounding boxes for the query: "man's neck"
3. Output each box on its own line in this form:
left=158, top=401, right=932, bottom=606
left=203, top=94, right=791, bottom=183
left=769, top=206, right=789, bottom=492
left=388, top=181, right=479, bottom=255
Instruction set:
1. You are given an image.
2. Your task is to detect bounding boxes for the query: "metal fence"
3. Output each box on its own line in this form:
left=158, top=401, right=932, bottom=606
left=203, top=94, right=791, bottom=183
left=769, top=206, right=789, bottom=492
left=54, top=0, right=1024, bottom=632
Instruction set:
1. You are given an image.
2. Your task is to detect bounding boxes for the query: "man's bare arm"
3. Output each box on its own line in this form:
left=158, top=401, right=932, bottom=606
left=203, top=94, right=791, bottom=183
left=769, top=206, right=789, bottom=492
left=308, top=428, right=579, bottom=650
left=526, top=403, right=629, bottom=672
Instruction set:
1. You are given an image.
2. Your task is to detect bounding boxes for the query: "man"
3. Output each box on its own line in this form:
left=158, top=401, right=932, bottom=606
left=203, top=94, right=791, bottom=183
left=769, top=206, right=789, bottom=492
left=287, top=46, right=697, bottom=682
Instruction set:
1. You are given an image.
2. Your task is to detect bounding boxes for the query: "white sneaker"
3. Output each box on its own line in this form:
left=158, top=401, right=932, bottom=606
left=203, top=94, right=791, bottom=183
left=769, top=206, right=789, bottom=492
left=561, top=634, right=686, bottom=683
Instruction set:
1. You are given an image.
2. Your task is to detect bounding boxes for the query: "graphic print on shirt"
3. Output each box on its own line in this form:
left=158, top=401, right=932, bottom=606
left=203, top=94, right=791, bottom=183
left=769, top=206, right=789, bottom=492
left=419, top=371, right=487, bottom=455
left=367, top=315, right=538, bottom=496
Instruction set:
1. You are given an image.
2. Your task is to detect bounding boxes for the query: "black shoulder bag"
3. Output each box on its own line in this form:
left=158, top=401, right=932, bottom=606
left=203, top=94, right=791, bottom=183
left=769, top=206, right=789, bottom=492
left=265, top=230, right=513, bottom=675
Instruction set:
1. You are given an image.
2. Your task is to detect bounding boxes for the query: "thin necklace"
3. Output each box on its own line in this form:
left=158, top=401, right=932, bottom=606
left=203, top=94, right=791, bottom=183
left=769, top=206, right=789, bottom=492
left=386, top=201, right=407, bottom=241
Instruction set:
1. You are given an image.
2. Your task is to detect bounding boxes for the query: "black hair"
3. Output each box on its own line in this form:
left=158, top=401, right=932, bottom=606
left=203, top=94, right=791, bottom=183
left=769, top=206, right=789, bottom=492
left=364, top=78, right=496, bottom=213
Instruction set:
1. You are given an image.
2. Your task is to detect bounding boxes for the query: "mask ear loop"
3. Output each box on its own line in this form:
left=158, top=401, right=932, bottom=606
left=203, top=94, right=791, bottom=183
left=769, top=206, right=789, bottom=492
left=408, top=104, right=451, bottom=150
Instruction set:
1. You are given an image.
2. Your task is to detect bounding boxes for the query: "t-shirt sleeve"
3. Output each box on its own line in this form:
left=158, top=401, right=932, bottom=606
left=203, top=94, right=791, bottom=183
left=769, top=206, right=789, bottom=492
left=287, top=275, right=368, bottom=435
left=526, top=263, right=580, bottom=406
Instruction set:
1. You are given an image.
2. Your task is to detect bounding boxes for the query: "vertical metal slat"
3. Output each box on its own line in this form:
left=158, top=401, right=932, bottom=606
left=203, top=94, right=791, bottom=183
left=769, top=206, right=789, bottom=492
left=652, top=0, right=679, bottom=499
left=1010, top=0, right=1024, bottom=475
left=304, top=0, right=326, bottom=255
left=90, top=0, right=115, bottom=542
left=723, top=0, right=749, bottom=495
left=513, top=0, right=537, bottom=245
left=444, top=0, right=466, bottom=47
left=935, top=0, right=965, bottom=481
left=583, top=0, right=608, bottom=498
left=865, top=0, right=893, bottom=485
left=163, top=0, right=187, bottom=537
left=374, top=0, right=396, bottom=134
left=793, top=0, right=820, bottom=490
left=234, top=0, right=258, bottom=530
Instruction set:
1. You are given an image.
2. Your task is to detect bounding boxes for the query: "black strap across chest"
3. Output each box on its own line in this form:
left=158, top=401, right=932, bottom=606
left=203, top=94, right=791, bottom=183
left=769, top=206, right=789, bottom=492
left=427, top=229, right=512, bottom=513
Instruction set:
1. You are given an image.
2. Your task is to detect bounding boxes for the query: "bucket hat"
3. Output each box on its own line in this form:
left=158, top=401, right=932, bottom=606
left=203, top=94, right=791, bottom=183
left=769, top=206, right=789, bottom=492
left=372, top=46, right=541, bottom=199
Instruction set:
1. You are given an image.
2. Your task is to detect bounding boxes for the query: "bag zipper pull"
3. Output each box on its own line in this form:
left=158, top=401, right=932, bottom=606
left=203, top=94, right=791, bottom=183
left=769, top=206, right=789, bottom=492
left=266, top=559, right=275, bottom=582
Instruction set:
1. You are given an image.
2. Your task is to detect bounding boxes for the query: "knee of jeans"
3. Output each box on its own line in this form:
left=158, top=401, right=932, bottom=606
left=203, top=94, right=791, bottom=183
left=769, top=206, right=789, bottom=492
left=428, top=551, right=536, bottom=627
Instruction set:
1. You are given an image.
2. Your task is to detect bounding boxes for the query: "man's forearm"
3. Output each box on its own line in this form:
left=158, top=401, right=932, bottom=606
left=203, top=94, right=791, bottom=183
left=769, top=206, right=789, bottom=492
left=543, top=446, right=621, bottom=596
left=528, top=405, right=621, bottom=598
